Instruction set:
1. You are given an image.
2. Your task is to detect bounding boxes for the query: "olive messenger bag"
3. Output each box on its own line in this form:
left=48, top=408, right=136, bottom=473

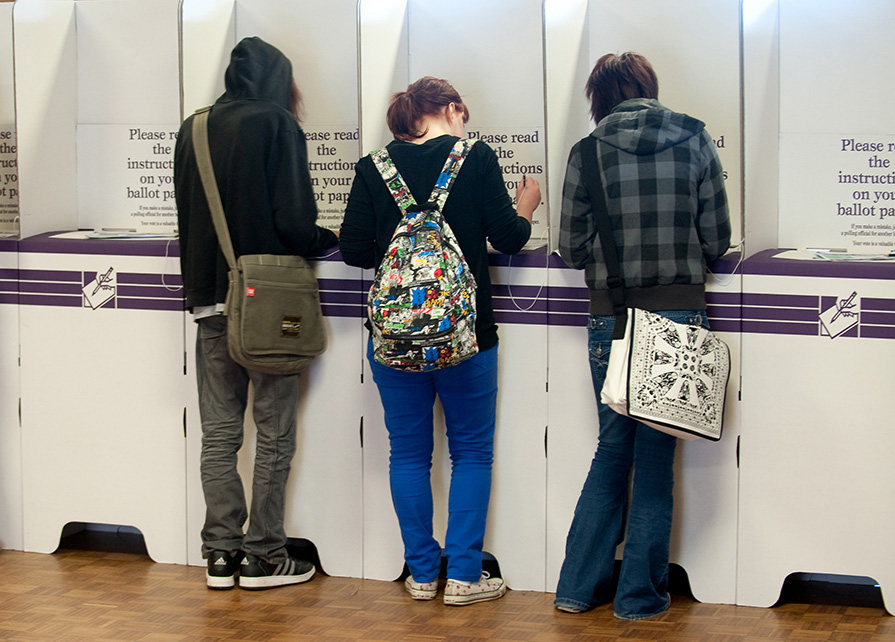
left=190, top=106, right=327, bottom=374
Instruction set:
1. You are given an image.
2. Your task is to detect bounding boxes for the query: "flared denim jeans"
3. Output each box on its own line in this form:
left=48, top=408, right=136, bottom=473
left=555, top=310, right=707, bottom=619
left=368, top=338, right=498, bottom=583
left=196, top=315, right=300, bottom=564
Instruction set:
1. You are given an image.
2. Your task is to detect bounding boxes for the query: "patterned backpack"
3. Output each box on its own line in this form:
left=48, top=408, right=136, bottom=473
left=368, top=138, right=478, bottom=371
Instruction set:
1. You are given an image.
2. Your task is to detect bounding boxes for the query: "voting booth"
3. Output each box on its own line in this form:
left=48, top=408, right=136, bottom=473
left=179, top=0, right=365, bottom=576
left=542, top=0, right=743, bottom=602
left=738, top=0, right=895, bottom=613
left=356, top=0, right=551, bottom=589
left=12, top=0, right=189, bottom=563
left=3, top=0, right=892, bottom=615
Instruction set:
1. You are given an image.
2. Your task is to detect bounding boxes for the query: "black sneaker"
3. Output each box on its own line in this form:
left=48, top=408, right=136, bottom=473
left=238, top=554, right=316, bottom=590
left=206, top=550, right=242, bottom=590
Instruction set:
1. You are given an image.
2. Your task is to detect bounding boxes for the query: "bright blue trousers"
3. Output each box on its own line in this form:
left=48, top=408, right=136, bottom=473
left=367, top=339, right=498, bottom=583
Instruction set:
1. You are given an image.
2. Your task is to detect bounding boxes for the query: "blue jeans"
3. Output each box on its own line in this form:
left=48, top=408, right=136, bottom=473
left=196, top=315, right=300, bottom=564
left=368, top=338, right=498, bottom=583
left=555, top=310, right=708, bottom=619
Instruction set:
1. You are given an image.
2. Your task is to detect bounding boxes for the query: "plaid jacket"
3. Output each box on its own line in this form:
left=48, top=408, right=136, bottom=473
left=558, top=99, right=731, bottom=314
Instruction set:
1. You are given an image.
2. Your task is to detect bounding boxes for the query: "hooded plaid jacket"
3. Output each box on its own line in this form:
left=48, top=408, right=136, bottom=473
left=558, top=98, right=731, bottom=315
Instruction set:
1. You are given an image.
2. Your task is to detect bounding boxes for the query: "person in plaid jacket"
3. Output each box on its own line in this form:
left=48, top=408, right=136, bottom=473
left=554, top=52, right=731, bottom=620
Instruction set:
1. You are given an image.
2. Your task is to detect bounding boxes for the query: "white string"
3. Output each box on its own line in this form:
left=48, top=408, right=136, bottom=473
left=317, top=243, right=341, bottom=260
left=505, top=222, right=550, bottom=311
left=161, top=237, right=184, bottom=292
left=707, top=239, right=745, bottom=288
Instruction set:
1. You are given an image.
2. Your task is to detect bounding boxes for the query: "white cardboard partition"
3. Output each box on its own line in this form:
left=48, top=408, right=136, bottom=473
left=742, top=0, right=780, bottom=254
left=777, top=0, right=895, bottom=252
left=543, top=0, right=590, bottom=250
left=585, top=0, right=743, bottom=249
left=12, top=0, right=188, bottom=563
left=359, top=0, right=548, bottom=244
left=737, top=0, right=895, bottom=615
left=738, top=256, right=895, bottom=614
left=75, top=0, right=181, bottom=233
left=12, top=0, right=78, bottom=238
left=0, top=241, right=20, bottom=552
left=179, top=0, right=364, bottom=575
left=18, top=237, right=188, bottom=563
left=0, top=3, right=16, bottom=231
left=0, top=4, right=20, bottom=553
left=14, top=0, right=181, bottom=236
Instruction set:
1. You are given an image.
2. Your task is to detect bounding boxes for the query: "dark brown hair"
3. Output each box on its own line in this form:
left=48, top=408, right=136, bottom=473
left=386, top=76, right=470, bottom=141
left=585, top=52, right=659, bottom=124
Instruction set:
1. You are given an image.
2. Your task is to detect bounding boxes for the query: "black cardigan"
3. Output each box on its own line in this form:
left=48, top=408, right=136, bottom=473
left=339, top=135, right=532, bottom=351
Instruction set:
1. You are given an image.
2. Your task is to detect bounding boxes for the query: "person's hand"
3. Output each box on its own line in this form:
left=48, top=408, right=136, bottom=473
left=515, top=176, right=541, bottom=222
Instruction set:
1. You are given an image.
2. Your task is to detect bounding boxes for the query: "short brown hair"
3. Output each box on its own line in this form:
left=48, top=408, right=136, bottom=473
left=585, top=52, right=659, bottom=124
left=386, top=76, right=470, bottom=141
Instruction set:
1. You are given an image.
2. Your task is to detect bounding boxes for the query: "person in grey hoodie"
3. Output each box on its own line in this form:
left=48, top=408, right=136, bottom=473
left=554, top=52, right=731, bottom=619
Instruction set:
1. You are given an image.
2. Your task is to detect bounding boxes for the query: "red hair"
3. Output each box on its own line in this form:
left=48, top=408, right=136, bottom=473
left=386, top=76, right=470, bottom=141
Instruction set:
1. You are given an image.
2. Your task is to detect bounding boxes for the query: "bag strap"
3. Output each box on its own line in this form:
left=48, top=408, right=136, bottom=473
left=371, top=138, right=476, bottom=215
left=578, top=135, right=627, bottom=338
left=192, top=106, right=238, bottom=272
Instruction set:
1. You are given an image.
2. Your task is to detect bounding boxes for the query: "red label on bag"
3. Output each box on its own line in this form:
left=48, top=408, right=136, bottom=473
left=246, top=287, right=255, bottom=297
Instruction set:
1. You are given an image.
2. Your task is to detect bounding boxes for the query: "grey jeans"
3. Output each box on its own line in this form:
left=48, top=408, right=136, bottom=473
left=196, top=315, right=300, bottom=563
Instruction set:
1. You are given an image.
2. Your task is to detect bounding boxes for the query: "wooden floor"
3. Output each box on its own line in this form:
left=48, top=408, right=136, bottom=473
left=1, top=547, right=893, bottom=642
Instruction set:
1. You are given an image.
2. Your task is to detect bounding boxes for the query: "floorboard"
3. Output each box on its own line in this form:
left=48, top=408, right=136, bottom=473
left=0, top=547, right=892, bottom=642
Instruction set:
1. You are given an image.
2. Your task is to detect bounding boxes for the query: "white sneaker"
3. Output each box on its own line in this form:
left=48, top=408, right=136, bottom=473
left=443, top=572, right=506, bottom=605
left=404, top=575, right=438, bottom=600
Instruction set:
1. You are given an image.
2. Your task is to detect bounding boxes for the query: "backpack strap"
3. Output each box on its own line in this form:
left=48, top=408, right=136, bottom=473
left=371, top=138, right=476, bottom=215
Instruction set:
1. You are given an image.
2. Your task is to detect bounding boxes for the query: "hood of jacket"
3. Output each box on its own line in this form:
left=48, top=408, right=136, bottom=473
left=593, top=98, right=706, bottom=156
left=218, top=36, right=292, bottom=110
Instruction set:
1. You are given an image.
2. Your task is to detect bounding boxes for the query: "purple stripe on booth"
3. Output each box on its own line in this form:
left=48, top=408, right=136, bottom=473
left=117, top=298, right=186, bottom=312
left=489, top=250, right=552, bottom=269
left=493, top=297, right=549, bottom=313
left=709, top=319, right=742, bottom=333
left=19, top=294, right=83, bottom=307
left=494, top=310, right=549, bottom=325
left=742, top=292, right=819, bottom=308
left=706, top=305, right=741, bottom=319
left=545, top=285, right=589, bottom=300
left=321, top=304, right=366, bottom=318
left=319, top=290, right=366, bottom=305
left=861, top=325, right=895, bottom=339
left=862, top=297, right=895, bottom=312
left=117, top=285, right=185, bottom=299
left=118, top=272, right=183, bottom=286
left=706, top=291, right=742, bottom=305
left=19, top=269, right=82, bottom=283
left=742, top=306, right=820, bottom=322
left=547, top=313, right=588, bottom=327
left=20, top=281, right=83, bottom=295
left=547, top=299, right=590, bottom=314
left=742, top=320, right=818, bottom=336
left=492, top=283, right=547, bottom=298
left=18, top=232, right=181, bottom=258
left=319, top=277, right=368, bottom=291
left=860, top=311, right=895, bottom=326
